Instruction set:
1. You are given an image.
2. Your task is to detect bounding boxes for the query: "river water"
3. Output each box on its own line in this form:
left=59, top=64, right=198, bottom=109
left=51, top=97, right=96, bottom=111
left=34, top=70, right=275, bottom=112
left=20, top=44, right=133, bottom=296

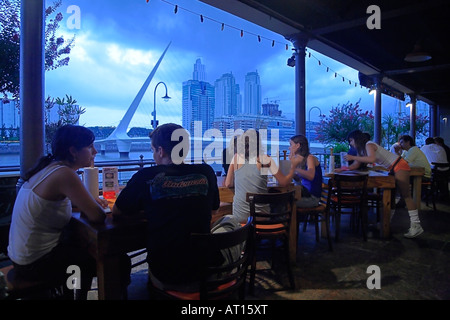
left=1, top=150, right=155, bottom=166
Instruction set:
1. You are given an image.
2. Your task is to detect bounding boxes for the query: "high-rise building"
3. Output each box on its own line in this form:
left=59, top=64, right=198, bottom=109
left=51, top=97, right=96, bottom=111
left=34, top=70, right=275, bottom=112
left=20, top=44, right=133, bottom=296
left=0, top=99, right=20, bottom=130
left=262, top=100, right=282, bottom=117
left=214, top=73, right=241, bottom=118
left=182, top=59, right=215, bottom=136
left=244, top=71, right=262, bottom=115
left=193, top=58, right=206, bottom=82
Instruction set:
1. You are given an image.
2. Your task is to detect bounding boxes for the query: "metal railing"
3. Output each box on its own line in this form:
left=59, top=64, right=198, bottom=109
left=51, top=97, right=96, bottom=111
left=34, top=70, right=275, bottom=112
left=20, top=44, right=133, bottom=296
left=0, top=152, right=335, bottom=181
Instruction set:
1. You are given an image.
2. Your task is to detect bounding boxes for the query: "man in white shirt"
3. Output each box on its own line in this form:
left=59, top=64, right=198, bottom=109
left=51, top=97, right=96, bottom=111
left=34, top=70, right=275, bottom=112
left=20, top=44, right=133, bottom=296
left=421, top=137, right=449, bottom=199
left=420, top=137, right=449, bottom=169
left=396, top=135, right=431, bottom=180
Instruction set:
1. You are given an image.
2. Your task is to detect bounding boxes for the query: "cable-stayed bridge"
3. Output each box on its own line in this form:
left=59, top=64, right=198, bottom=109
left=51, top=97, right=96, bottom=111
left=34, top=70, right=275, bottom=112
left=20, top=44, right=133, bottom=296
left=95, top=42, right=171, bottom=158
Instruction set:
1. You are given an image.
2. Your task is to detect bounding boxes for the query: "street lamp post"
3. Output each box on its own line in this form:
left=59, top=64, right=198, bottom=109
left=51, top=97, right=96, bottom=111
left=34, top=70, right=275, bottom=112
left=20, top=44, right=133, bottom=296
left=308, top=106, right=322, bottom=143
left=152, top=81, right=171, bottom=130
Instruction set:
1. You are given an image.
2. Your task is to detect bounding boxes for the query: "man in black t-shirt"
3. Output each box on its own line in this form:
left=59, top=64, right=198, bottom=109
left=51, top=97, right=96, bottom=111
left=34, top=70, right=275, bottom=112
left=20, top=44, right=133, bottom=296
left=112, top=123, right=220, bottom=287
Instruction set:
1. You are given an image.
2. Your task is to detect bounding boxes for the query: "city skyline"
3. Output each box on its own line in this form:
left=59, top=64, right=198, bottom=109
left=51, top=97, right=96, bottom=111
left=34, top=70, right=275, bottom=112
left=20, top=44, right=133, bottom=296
left=41, top=0, right=414, bottom=131
left=1, top=0, right=427, bottom=133
left=182, top=58, right=294, bottom=140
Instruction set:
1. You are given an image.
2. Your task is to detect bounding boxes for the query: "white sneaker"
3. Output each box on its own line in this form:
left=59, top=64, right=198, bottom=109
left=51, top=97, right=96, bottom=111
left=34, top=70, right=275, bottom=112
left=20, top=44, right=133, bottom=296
left=404, top=223, right=424, bottom=238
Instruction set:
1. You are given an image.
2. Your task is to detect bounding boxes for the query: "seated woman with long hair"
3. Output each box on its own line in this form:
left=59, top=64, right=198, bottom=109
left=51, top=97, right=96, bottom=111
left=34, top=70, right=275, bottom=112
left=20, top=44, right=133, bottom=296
left=8, top=125, right=130, bottom=299
left=289, top=134, right=323, bottom=208
left=224, top=129, right=301, bottom=223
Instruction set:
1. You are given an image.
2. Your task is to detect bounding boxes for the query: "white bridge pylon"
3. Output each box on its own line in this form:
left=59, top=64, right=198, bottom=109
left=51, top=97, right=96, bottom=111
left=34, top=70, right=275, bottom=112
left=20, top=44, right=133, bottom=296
left=96, top=42, right=171, bottom=158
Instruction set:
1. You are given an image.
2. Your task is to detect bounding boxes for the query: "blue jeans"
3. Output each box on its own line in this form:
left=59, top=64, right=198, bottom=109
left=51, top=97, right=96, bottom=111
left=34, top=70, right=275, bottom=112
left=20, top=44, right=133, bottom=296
left=296, top=195, right=320, bottom=208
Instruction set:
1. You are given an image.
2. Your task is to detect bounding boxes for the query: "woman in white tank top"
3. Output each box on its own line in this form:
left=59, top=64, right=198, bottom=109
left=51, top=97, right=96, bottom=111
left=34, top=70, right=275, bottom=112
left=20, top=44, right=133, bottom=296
left=7, top=125, right=130, bottom=299
left=344, top=130, right=424, bottom=239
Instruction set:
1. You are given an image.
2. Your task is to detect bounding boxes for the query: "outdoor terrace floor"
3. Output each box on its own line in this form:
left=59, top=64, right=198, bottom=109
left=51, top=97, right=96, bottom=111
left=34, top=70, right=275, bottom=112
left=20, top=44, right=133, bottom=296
left=86, top=198, right=450, bottom=301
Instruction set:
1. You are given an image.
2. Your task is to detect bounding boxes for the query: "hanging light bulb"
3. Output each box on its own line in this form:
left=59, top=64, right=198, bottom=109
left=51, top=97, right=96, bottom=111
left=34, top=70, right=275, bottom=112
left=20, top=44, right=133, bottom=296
left=404, top=43, right=432, bottom=62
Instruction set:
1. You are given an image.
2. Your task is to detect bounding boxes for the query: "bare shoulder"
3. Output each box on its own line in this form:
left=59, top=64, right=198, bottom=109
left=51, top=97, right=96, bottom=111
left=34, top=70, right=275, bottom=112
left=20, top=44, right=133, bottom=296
left=308, top=154, right=319, bottom=165
left=366, top=142, right=378, bottom=151
left=51, top=166, right=80, bottom=183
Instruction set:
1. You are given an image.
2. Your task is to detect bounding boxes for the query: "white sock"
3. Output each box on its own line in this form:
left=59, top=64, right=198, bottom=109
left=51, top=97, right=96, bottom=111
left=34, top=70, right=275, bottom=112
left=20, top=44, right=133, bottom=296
left=390, top=209, right=395, bottom=220
left=408, top=209, right=420, bottom=223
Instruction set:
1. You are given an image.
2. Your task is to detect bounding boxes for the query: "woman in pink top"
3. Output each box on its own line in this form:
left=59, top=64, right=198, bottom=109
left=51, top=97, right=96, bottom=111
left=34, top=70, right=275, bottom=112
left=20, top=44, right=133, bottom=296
left=344, top=130, right=423, bottom=238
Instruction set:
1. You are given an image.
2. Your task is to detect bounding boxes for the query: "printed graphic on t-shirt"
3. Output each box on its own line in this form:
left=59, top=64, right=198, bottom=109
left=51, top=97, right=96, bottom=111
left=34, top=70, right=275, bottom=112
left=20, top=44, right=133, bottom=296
left=148, top=172, right=209, bottom=200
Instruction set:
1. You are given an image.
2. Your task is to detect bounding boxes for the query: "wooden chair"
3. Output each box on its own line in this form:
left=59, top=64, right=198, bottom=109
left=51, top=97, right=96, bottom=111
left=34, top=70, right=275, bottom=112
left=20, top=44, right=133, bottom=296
left=246, top=191, right=296, bottom=294
left=148, top=217, right=253, bottom=300
left=423, top=162, right=450, bottom=211
left=0, top=264, right=64, bottom=300
left=296, top=183, right=333, bottom=251
left=329, top=173, right=369, bottom=242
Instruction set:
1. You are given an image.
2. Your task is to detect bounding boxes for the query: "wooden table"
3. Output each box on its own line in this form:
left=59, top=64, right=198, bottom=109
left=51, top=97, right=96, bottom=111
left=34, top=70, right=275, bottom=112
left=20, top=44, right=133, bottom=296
left=324, top=170, right=395, bottom=239
left=69, top=212, right=147, bottom=300
left=216, top=176, right=301, bottom=263
left=324, top=166, right=424, bottom=239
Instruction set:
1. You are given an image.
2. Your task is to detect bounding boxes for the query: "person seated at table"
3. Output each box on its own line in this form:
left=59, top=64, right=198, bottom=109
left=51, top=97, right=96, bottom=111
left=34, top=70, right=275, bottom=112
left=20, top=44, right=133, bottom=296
left=344, top=130, right=424, bottom=238
left=222, top=134, right=240, bottom=176
left=7, top=125, right=124, bottom=299
left=421, top=137, right=449, bottom=167
left=289, top=134, right=323, bottom=208
left=421, top=137, right=449, bottom=199
left=394, top=134, right=431, bottom=181
left=112, top=123, right=222, bottom=292
left=434, top=136, right=450, bottom=163
left=224, top=129, right=301, bottom=223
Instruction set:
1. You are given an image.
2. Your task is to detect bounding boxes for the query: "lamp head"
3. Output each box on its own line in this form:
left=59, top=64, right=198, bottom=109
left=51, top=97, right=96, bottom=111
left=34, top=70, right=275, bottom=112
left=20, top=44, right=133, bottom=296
left=287, top=54, right=295, bottom=67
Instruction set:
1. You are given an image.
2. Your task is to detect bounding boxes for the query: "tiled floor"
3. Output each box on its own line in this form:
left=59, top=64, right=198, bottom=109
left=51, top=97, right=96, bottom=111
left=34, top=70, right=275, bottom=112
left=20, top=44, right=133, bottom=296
left=119, top=199, right=450, bottom=300
left=3, top=199, right=448, bottom=300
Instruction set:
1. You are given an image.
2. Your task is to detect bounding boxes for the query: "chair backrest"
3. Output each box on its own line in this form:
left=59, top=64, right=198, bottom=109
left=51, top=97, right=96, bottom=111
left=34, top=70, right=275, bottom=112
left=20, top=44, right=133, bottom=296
left=188, top=216, right=253, bottom=300
left=331, top=173, right=369, bottom=206
left=431, top=162, right=450, bottom=177
left=246, top=191, right=296, bottom=235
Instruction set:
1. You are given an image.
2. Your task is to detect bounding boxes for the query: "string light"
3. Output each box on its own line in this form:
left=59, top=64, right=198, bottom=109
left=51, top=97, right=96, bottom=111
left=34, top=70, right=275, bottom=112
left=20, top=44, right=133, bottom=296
left=155, top=0, right=291, bottom=49
left=305, top=48, right=361, bottom=88
left=150, top=0, right=362, bottom=89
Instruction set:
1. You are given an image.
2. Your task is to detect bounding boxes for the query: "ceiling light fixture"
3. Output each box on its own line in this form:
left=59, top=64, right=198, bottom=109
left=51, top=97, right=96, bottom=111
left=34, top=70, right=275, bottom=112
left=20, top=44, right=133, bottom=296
left=404, top=43, right=432, bottom=63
